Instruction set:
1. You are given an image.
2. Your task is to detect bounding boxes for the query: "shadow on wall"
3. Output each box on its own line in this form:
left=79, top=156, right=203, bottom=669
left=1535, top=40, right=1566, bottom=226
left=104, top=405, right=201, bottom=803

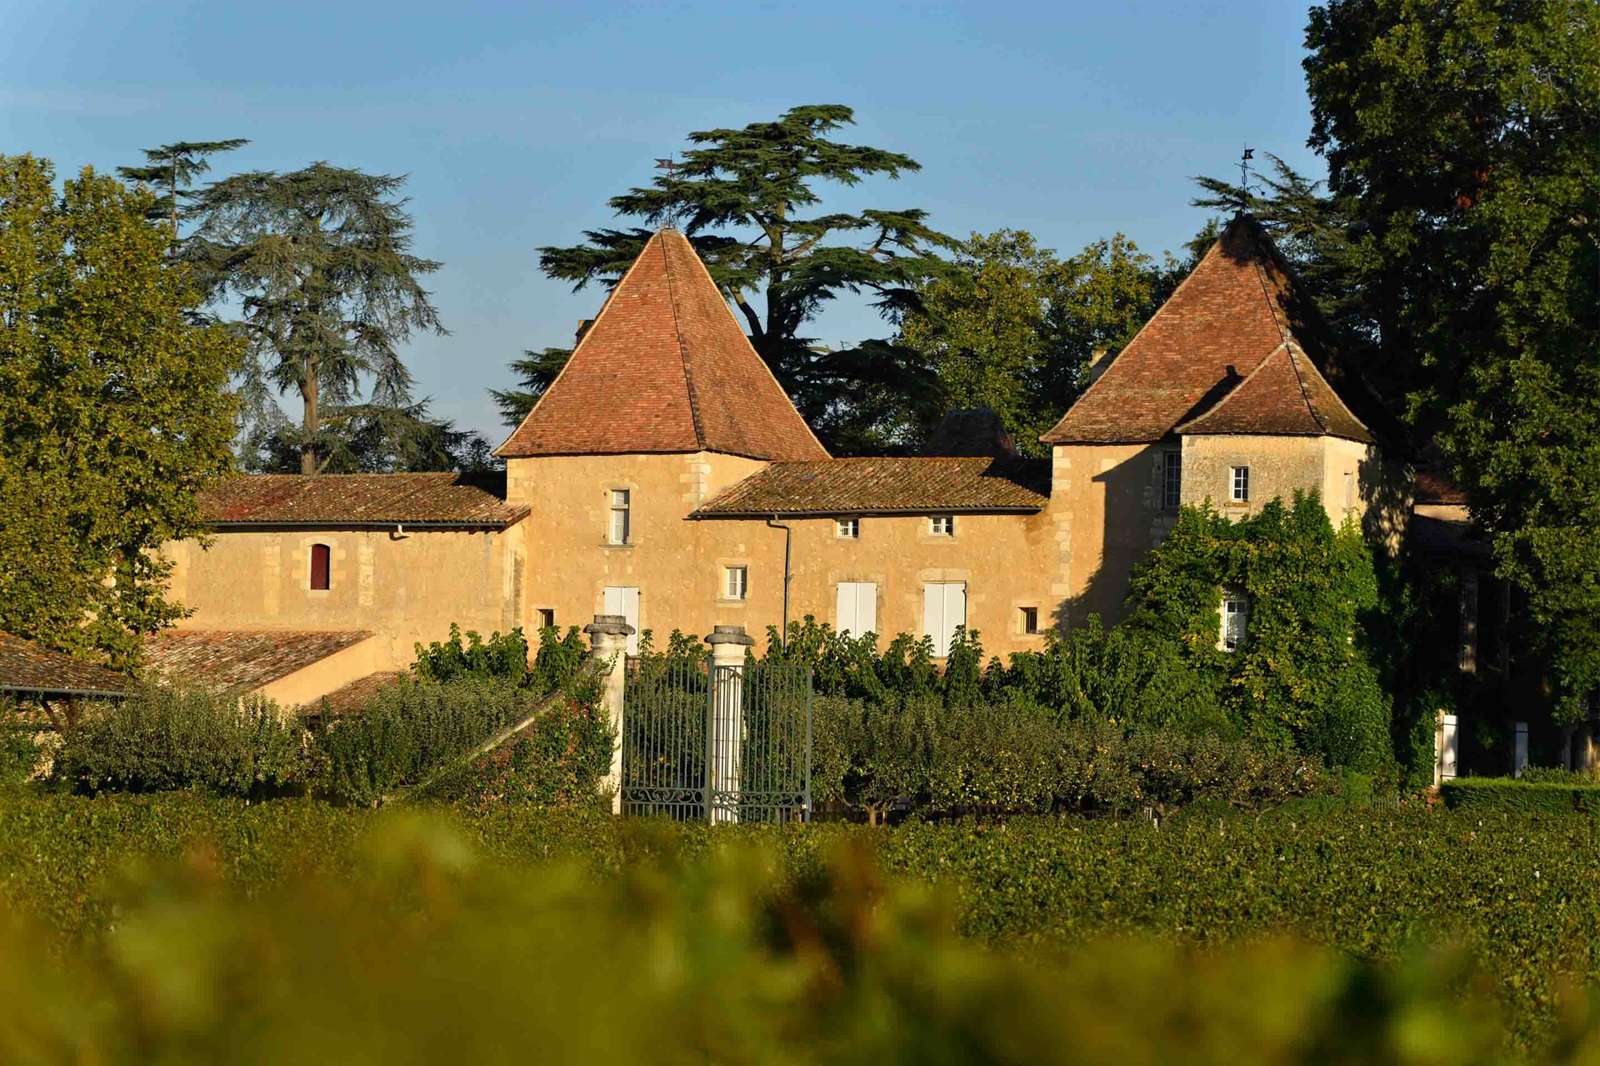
left=1360, top=452, right=1413, bottom=557
left=1051, top=449, right=1164, bottom=634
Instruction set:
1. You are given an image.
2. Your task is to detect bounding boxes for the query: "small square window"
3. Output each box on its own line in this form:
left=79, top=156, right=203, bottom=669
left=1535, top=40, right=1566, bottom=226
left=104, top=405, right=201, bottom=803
left=537, top=608, right=555, bottom=630
left=724, top=566, right=748, bottom=601
left=929, top=515, right=954, bottom=537
left=836, top=517, right=860, bottom=539
left=609, top=489, right=631, bottom=544
left=1020, top=606, right=1039, bottom=635
left=1222, top=595, right=1248, bottom=651
left=1163, top=451, right=1183, bottom=509
left=1230, top=466, right=1250, bottom=504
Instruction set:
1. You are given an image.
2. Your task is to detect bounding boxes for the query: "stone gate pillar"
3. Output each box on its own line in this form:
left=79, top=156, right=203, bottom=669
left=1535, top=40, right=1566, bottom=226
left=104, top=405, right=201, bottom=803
left=706, top=625, right=755, bottom=824
left=585, top=614, right=635, bottom=815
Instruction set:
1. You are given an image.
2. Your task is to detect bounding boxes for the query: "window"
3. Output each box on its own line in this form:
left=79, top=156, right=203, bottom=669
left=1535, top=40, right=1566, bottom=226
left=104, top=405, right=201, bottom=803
left=1163, top=451, right=1183, bottom=509
left=1230, top=466, right=1250, bottom=503
left=922, top=582, right=967, bottom=658
left=536, top=608, right=555, bottom=630
left=309, top=543, right=331, bottom=590
left=1020, top=606, right=1040, bottom=635
left=1222, top=594, right=1248, bottom=651
left=929, top=514, right=955, bottom=537
left=608, top=489, right=631, bottom=545
left=724, top=566, right=748, bottom=601
left=836, top=581, right=878, bottom=638
left=603, top=586, right=641, bottom=655
left=836, top=517, right=860, bottom=539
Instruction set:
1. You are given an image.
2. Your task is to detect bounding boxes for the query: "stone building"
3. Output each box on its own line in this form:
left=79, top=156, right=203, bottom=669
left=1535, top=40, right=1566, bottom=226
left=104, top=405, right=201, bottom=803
left=163, top=215, right=1392, bottom=706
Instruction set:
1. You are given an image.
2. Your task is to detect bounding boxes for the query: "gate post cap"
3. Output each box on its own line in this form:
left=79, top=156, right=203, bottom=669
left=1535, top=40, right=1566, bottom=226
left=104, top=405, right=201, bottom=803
left=584, top=614, right=635, bottom=636
left=705, top=624, right=755, bottom=647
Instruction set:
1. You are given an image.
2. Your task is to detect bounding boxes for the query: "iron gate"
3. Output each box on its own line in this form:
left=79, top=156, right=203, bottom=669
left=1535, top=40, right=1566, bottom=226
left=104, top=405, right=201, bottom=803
left=621, top=654, right=811, bottom=822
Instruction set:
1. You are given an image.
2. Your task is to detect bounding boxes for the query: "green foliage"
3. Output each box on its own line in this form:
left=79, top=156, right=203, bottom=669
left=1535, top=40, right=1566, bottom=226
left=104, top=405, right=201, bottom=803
left=6, top=798, right=1600, bottom=1052
left=1440, top=777, right=1600, bottom=817
left=115, top=138, right=249, bottom=235
left=50, top=687, right=310, bottom=798
left=812, top=695, right=1328, bottom=819
left=187, top=162, right=487, bottom=474
left=1304, top=0, right=1600, bottom=720
left=1125, top=493, right=1393, bottom=770
left=411, top=622, right=588, bottom=693
left=313, top=679, right=538, bottom=804
left=0, top=155, right=241, bottom=670
left=0, top=702, right=39, bottom=788
left=490, top=345, right=572, bottom=428
left=534, top=104, right=958, bottom=454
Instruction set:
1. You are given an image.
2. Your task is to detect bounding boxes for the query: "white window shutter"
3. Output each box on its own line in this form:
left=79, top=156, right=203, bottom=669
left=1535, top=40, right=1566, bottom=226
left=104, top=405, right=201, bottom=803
left=923, top=584, right=944, bottom=655
left=603, top=586, right=640, bottom=654
left=858, top=583, right=877, bottom=637
left=946, top=583, right=966, bottom=641
left=836, top=583, right=855, bottom=636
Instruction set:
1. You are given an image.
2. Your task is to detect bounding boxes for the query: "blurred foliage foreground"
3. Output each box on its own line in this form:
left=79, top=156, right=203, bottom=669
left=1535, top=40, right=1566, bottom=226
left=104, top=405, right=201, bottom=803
left=4, top=798, right=1600, bottom=1062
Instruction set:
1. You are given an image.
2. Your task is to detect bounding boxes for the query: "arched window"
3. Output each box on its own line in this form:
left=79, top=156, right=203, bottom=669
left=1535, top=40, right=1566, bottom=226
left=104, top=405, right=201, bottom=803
left=310, top=543, right=331, bottom=590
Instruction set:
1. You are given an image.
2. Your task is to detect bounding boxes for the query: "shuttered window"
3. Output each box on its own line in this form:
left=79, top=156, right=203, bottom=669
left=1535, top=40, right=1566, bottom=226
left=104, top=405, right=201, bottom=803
left=309, top=544, right=331, bottom=590
left=836, top=581, right=878, bottom=638
left=922, top=582, right=967, bottom=657
left=603, top=585, right=641, bottom=655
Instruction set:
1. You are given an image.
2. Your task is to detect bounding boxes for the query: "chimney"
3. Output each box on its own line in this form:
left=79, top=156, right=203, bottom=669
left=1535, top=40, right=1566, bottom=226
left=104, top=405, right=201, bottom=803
left=1087, top=348, right=1114, bottom=384
left=575, top=319, right=594, bottom=344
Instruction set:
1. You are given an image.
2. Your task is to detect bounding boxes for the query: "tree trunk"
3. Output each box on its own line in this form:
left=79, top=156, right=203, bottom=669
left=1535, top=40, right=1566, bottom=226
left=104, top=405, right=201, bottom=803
left=300, top=356, right=318, bottom=476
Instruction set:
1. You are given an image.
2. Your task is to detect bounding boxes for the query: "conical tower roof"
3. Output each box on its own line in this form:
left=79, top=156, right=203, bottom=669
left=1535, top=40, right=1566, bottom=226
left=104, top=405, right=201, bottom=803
left=498, top=230, right=828, bottom=461
left=1176, top=341, right=1370, bottom=441
left=1040, top=216, right=1365, bottom=445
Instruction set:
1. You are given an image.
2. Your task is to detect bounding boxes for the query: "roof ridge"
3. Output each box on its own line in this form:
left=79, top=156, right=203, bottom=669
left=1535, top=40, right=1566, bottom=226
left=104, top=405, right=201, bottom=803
left=658, top=231, right=708, bottom=450
left=1172, top=341, right=1293, bottom=433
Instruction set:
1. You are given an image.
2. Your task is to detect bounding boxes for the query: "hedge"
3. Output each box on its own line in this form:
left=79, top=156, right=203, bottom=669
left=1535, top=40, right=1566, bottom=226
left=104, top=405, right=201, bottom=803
left=1440, top=776, right=1600, bottom=816
left=1, top=793, right=1598, bottom=1050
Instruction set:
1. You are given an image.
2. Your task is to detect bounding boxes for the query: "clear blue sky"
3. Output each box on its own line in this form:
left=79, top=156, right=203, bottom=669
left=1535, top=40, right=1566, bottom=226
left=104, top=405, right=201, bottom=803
left=3, top=0, right=1326, bottom=445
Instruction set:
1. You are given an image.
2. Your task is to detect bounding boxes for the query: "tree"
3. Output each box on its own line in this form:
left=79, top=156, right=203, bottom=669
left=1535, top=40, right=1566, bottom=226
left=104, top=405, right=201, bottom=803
left=0, top=155, right=240, bottom=669
left=533, top=105, right=957, bottom=453
left=901, top=231, right=1177, bottom=453
left=1303, top=0, right=1600, bottom=719
left=188, top=163, right=466, bottom=475
left=492, top=346, right=571, bottom=428
left=116, top=139, right=249, bottom=239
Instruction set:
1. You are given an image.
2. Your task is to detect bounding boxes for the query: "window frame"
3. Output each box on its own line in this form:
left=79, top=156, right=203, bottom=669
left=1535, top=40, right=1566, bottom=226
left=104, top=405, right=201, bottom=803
left=1163, top=450, right=1183, bottom=510
left=835, top=517, right=860, bottom=540
left=928, top=514, right=955, bottom=537
left=608, top=488, right=631, bottom=545
left=724, top=565, right=749, bottom=601
left=1020, top=606, right=1040, bottom=635
left=536, top=608, right=556, bottom=630
left=1229, top=466, right=1250, bottom=504
left=1221, top=593, right=1248, bottom=652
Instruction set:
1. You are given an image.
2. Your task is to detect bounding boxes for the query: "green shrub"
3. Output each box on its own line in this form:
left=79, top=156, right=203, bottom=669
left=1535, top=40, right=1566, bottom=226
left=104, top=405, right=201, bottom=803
left=0, top=700, right=40, bottom=787
left=315, top=679, right=536, bottom=804
left=813, top=694, right=1328, bottom=818
left=50, top=686, right=309, bottom=797
left=1440, top=776, right=1600, bottom=816
left=412, top=623, right=589, bottom=693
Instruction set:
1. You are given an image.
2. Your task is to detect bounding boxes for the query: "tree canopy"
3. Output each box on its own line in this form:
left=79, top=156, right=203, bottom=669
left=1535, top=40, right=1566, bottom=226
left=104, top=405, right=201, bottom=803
left=1303, top=0, right=1600, bottom=719
left=0, top=156, right=240, bottom=669
left=116, top=139, right=249, bottom=239
left=900, top=230, right=1178, bottom=453
left=187, top=162, right=485, bottom=474
left=530, top=104, right=957, bottom=453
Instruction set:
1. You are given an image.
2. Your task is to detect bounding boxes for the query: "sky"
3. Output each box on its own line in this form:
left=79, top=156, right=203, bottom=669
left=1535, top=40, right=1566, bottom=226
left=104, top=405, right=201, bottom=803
left=2, top=0, right=1328, bottom=447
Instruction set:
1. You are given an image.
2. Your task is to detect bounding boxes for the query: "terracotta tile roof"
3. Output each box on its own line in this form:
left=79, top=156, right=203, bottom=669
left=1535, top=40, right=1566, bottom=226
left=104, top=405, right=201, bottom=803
left=1414, top=468, right=1467, bottom=505
left=1042, top=217, right=1361, bottom=445
left=145, top=630, right=375, bottom=692
left=497, top=230, right=829, bottom=462
left=0, top=632, right=131, bottom=697
left=692, top=457, right=1049, bottom=517
left=305, top=670, right=405, bottom=715
left=199, top=473, right=528, bottom=528
left=1176, top=342, right=1372, bottom=442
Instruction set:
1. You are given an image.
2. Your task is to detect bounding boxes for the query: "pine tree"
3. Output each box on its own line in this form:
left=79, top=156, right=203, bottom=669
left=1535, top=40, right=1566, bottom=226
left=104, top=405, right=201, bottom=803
left=531, top=105, right=957, bottom=453
left=116, top=139, right=249, bottom=239
left=187, top=163, right=469, bottom=474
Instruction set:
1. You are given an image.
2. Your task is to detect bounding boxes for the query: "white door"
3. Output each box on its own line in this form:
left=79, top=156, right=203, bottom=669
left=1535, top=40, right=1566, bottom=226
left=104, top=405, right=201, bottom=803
left=836, top=581, right=878, bottom=638
left=922, top=582, right=967, bottom=658
left=602, top=586, right=641, bottom=655
left=1438, top=713, right=1459, bottom=782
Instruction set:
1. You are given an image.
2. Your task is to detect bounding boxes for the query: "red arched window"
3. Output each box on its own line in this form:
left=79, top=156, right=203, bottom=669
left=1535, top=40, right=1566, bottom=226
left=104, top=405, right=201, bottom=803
left=310, top=543, right=331, bottom=590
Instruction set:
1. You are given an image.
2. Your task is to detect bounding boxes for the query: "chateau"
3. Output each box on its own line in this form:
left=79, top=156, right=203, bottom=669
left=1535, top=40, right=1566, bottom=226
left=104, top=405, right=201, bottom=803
left=159, top=216, right=1400, bottom=706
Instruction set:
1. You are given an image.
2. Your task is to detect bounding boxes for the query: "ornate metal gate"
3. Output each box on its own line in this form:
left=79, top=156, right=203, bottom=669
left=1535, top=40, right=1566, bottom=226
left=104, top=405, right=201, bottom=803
left=621, top=654, right=811, bottom=822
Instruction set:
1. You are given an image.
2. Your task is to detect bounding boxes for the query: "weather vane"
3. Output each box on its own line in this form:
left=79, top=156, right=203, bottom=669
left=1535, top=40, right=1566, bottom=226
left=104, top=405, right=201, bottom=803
left=1238, top=146, right=1256, bottom=212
